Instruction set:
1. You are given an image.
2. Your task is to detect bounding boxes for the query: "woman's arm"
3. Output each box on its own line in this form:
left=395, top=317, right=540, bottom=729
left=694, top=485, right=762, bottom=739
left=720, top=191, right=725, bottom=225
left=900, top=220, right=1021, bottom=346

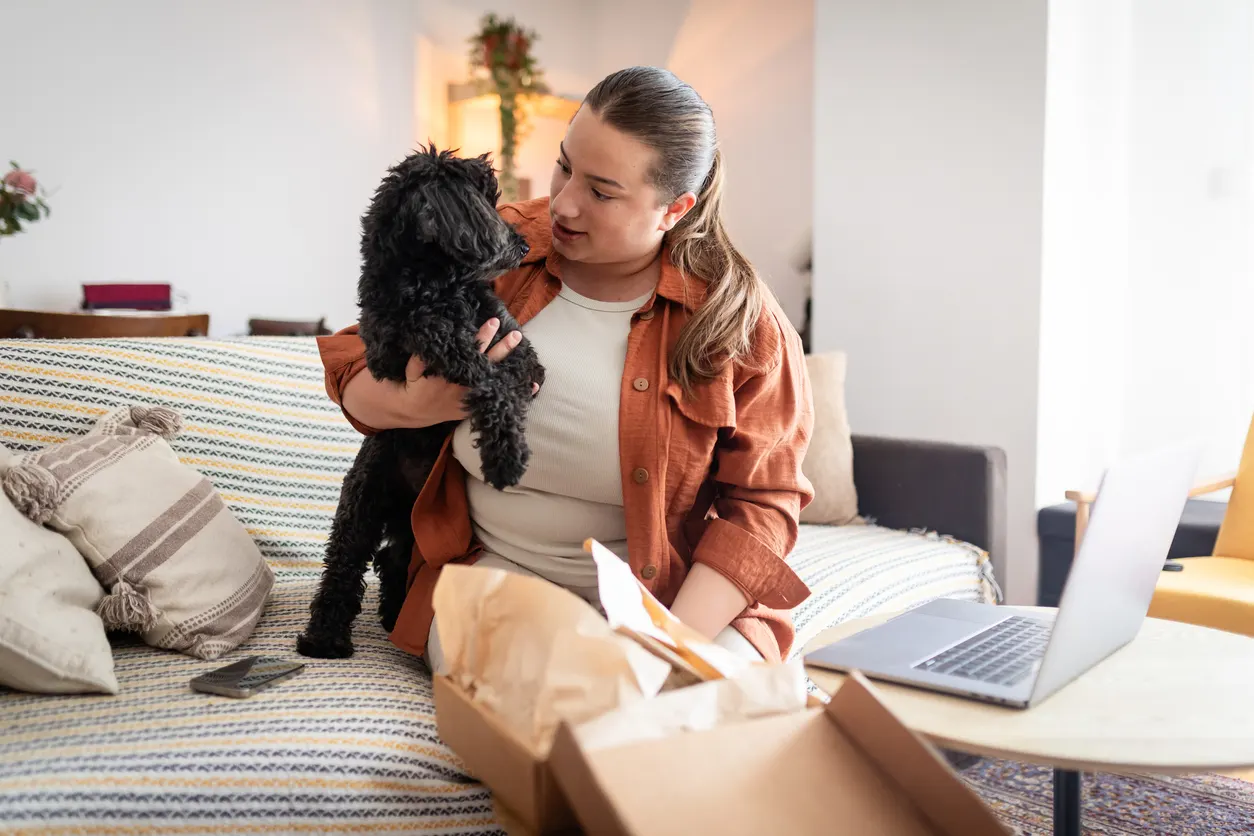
left=669, top=563, right=751, bottom=640
left=678, top=313, right=816, bottom=638
left=320, top=319, right=528, bottom=432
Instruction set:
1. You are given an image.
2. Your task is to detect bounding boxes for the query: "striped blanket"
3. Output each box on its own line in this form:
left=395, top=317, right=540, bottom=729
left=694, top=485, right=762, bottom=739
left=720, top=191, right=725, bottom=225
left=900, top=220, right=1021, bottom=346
left=0, top=337, right=996, bottom=835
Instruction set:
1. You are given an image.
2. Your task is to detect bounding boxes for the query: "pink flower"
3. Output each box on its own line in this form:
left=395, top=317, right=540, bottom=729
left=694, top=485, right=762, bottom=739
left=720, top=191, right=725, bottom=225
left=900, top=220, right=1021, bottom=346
left=3, top=169, right=37, bottom=199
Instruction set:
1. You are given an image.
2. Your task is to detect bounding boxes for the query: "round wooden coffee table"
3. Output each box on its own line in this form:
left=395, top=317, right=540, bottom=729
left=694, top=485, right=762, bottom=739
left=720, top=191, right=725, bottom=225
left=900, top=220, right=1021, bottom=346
left=802, top=606, right=1254, bottom=836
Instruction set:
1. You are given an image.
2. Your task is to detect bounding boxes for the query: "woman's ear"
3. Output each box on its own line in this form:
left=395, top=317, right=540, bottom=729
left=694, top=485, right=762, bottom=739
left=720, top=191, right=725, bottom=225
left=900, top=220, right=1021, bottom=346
left=659, top=192, right=698, bottom=232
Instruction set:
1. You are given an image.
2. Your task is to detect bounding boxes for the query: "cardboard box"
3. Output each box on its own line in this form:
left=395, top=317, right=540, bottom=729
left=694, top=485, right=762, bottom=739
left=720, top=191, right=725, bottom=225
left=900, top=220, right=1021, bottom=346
left=434, top=674, right=579, bottom=834
left=434, top=670, right=1009, bottom=836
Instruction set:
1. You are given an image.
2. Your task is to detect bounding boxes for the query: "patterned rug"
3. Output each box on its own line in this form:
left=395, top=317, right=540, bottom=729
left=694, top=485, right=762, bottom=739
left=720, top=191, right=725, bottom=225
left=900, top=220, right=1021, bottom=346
left=958, top=758, right=1254, bottom=835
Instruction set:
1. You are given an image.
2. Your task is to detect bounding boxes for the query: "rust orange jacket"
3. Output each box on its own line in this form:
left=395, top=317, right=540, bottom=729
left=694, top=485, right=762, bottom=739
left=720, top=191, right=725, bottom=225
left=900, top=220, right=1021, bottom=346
left=316, top=197, right=815, bottom=662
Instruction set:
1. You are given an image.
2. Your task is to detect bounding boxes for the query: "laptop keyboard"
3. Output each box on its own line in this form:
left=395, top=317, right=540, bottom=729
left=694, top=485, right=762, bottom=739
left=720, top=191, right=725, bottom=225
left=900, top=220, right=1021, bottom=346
left=913, top=615, right=1051, bottom=687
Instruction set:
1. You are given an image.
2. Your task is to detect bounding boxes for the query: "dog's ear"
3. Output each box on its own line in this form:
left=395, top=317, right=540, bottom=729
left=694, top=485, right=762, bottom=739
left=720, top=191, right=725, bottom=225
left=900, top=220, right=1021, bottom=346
left=414, top=176, right=508, bottom=264
left=360, top=168, right=410, bottom=259
left=473, top=153, right=503, bottom=206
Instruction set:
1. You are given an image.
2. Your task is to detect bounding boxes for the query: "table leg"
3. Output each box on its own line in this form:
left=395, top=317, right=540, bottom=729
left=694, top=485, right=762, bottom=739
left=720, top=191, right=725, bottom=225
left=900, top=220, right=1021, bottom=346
left=1053, top=768, right=1081, bottom=836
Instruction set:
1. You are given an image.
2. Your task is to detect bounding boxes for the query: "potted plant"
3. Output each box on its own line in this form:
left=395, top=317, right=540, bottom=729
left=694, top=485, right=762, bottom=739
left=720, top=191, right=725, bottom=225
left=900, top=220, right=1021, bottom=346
left=467, top=14, right=549, bottom=203
left=1, top=161, right=51, bottom=239
left=0, top=161, right=52, bottom=307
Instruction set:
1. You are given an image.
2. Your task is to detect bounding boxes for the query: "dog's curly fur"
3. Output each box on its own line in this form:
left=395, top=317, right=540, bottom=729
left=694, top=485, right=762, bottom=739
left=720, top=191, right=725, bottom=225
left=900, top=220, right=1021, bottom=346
left=296, top=145, right=545, bottom=659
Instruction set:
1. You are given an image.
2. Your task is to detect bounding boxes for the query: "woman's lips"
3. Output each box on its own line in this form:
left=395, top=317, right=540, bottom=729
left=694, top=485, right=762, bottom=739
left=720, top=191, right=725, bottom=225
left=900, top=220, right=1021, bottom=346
left=551, top=220, right=585, bottom=243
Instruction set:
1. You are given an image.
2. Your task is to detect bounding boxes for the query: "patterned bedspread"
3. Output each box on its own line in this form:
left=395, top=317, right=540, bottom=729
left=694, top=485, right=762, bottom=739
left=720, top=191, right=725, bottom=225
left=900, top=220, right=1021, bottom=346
left=0, top=337, right=995, bottom=835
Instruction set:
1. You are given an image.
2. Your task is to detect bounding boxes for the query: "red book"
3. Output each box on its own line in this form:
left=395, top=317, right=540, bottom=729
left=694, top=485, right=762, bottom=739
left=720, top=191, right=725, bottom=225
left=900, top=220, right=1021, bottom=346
left=81, top=283, right=172, bottom=311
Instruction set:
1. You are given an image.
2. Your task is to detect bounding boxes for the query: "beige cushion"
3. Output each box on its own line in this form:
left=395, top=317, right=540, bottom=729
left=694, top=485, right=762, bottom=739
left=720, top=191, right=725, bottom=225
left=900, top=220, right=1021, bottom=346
left=799, top=351, right=859, bottom=526
left=0, top=444, right=119, bottom=694
left=1, top=405, right=274, bottom=660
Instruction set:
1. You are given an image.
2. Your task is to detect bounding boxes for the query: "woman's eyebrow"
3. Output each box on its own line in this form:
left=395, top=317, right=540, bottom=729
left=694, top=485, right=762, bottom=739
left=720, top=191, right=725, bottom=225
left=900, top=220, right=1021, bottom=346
left=560, top=142, right=625, bottom=190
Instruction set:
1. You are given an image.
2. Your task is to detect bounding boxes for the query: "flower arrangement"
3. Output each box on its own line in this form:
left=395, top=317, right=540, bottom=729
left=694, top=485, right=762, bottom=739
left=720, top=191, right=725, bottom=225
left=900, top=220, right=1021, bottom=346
left=1, top=162, right=51, bottom=238
left=468, top=13, right=549, bottom=203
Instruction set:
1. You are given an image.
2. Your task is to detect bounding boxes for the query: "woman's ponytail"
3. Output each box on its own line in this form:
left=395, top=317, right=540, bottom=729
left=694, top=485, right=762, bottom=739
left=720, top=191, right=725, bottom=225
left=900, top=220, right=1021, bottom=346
left=665, top=149, right=763, bottom=395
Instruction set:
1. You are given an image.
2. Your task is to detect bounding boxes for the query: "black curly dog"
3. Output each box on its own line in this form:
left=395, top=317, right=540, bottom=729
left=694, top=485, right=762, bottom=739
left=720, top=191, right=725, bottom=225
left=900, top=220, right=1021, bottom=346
left=296, top=146, right=544, bottom=659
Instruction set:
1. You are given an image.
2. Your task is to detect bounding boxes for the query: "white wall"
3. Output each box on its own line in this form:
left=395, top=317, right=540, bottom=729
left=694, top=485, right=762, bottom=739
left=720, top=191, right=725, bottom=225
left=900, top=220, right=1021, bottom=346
left=0, top=0, right=422, bottom=337
left=812, top=0, right=1049, bottom=604
left=1038, top=0, right=1254, bottom=506
left=1121, top=0, right=1254, bottom=489
left=1035, top=0, right=1134, bottom=512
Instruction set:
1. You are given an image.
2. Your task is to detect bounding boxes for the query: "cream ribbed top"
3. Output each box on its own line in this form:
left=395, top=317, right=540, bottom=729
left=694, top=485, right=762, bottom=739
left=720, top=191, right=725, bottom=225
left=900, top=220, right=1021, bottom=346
left=451, top=283, right=652, bottom=590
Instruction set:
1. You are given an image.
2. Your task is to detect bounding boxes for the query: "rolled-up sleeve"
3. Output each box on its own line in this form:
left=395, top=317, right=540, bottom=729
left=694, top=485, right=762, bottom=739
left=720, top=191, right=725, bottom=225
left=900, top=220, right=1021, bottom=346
left=690, top=319, right=815, bottom=610
left=316, top=325, right=378, bottom=436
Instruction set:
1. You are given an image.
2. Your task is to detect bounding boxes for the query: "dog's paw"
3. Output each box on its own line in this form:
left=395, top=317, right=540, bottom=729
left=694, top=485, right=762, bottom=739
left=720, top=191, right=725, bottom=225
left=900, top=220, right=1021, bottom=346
left=295, top=629, right=355, bottom=659
left=526, top=361, right=546, bottom=397
left=378, top=600, right=402, bottom=633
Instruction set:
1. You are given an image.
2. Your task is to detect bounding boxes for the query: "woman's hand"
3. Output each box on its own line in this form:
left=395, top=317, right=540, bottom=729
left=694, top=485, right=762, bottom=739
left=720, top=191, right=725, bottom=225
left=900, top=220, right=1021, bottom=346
left=340, top=318, right=532, bottom=431
left=403, top=317, right=527, bottom=425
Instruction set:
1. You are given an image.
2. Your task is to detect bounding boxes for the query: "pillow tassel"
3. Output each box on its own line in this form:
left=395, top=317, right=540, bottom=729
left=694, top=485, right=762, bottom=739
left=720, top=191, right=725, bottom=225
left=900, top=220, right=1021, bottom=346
left=96, top=580, right=159, bottom=633
left=2, top=462, right=59, bottom=524
left=129, top=405, right=183, bottom=439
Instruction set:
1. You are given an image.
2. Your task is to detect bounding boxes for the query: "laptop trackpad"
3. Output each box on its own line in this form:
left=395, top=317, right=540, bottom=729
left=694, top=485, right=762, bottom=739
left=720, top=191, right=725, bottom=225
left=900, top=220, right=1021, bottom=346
left=808, top=612, right=990, bottom=669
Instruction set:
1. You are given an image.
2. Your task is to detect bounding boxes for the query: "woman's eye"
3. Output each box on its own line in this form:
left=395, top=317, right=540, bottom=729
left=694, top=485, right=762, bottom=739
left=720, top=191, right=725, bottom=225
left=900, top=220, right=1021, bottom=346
left=556, top=159, right=571, bottom=175
left=591, top=188, right=611, bottom=202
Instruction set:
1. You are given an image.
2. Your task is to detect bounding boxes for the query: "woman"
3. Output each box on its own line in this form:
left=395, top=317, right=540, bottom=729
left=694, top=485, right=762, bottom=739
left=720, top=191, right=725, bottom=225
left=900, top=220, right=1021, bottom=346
left=317, top=66, right=815, bottom=670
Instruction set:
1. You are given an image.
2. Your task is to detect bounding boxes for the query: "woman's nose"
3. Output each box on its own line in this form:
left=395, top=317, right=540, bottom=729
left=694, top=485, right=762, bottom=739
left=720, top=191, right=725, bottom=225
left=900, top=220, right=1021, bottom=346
left=551, top=181, right=578, bottom=220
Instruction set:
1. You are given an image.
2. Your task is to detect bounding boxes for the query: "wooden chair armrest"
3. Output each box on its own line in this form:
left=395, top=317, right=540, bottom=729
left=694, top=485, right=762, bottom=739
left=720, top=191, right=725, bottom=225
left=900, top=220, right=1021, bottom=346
left=1068, top=472, right=1236, bottom=505
left=1065, top=472, right=1237, bottom=553
left=1189, top=473, right=1237, bottom=498
left=1064, top=488, right=1096, bottom=506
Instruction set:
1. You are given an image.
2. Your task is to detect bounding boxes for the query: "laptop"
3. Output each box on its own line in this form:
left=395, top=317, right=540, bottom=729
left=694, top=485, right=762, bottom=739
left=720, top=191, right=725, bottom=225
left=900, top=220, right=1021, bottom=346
left=804, top=441, right=1201, bottom=709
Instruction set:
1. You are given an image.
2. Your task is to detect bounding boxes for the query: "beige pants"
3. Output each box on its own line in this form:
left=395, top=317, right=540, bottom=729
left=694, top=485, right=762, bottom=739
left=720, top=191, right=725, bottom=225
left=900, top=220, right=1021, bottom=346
left=426, top=553, right=762, bottom=675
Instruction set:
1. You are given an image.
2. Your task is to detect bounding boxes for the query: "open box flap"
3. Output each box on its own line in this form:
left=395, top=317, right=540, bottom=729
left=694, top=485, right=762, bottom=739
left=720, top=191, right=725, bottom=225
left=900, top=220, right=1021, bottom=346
left=548, top=672, right=1009, bottom=836
left=825, top=672, right=1010, bottom=836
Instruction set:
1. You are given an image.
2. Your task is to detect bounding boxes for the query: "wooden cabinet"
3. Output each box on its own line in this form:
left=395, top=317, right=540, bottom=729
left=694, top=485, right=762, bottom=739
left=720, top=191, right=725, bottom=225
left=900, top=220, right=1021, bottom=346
left=0, top=308, right=209, bottom=339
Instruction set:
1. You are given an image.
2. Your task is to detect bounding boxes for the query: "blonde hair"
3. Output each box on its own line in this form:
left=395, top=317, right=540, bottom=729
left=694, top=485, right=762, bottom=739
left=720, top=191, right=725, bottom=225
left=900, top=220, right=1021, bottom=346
left=583, top=67, right=765, bottom=395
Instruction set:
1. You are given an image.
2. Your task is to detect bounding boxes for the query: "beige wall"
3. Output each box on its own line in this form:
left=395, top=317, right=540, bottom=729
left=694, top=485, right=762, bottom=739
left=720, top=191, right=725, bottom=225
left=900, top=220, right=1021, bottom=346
left=416, top=0, right=814, bottom=329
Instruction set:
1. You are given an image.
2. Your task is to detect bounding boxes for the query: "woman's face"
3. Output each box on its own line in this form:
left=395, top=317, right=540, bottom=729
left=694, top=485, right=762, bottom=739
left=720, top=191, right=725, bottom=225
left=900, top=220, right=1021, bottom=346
left=549, top=106, right=695, bottom=265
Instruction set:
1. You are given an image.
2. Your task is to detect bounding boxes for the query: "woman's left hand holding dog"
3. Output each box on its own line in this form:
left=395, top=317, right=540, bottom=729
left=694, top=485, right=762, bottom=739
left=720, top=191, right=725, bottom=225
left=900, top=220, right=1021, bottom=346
left=340, top=318, right=535, bottom=430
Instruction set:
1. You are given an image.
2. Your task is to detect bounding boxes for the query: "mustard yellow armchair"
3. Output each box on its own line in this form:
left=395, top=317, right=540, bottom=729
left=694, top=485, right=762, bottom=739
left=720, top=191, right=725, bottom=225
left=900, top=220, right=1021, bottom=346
left=1066, top=415, right=1254, bottom=637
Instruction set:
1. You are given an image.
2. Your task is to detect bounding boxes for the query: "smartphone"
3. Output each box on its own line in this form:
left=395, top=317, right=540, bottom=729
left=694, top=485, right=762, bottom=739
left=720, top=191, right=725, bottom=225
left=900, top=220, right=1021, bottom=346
left=189, top=655, right=306, bottom=698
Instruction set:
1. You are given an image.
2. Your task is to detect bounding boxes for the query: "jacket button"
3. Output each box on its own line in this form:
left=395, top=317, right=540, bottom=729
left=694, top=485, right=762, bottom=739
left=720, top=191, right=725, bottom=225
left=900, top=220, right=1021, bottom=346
left=641, top=564, right=658, bottom=580
left=639, top=309, right=655, bottom=321
left=632, top=377, right=649, bottom=392
left=632, top=467, right=649, bottom=484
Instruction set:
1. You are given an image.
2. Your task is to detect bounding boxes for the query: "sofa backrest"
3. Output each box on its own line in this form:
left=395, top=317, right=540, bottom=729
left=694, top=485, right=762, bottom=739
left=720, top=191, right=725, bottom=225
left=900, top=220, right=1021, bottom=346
left=0, top=337, right=361, bottom=576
